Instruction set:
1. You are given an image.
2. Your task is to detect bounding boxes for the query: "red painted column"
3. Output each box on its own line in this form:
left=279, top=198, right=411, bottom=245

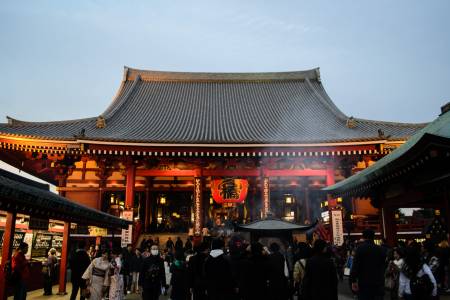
left=193, top=171, right=203, bottom=236
left=0, top=212, right=16, bottom=300
left=58, top=222, right=70, bottom=295
left=145, top=186, right=151, bottom=233
left=125, top=164, right=136, bottom=209
left=326, top=165, right=335, bottom=186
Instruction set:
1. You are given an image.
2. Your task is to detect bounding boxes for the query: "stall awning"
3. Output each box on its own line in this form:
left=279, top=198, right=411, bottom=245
left=0, top=169, right=131, bottom=229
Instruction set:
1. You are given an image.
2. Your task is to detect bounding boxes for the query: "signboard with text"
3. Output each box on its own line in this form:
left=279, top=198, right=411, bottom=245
left=89, top=226, right=108, bottom=237
left=331, top=209, right=344, bottom=246
left=0, top=231, right=25, bottom=249
left=31, top=233, right=52, bottom=258
left=121, top=210, right=133, bottom=247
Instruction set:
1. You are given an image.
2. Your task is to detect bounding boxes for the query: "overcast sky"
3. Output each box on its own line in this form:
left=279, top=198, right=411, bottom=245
left=1, top=1, right=449, bottom=124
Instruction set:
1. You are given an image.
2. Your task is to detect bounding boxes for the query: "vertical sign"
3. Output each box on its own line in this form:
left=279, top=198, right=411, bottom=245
left=262, top=177, right=270, bottom=218
left=194, top=177, right=203, bottom=236
left=331, top=209, right=344, bottom=246
left=121, top=210, right=133, bottom=247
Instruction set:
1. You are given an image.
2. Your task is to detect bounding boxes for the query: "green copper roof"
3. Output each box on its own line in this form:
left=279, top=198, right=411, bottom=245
left=324, top=109, right=450, bottom=196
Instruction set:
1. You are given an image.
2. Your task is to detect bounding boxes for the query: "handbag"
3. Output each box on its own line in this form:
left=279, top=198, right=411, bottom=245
left=344, top=267, right=351, bottom=276
left=81, top=287, right=91, bottom=299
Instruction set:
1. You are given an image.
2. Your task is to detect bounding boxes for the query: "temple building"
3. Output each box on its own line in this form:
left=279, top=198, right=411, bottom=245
left=0, top=67, right=427, bottom=238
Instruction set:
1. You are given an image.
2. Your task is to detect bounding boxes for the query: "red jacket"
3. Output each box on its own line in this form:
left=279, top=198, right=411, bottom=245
left=12, top=251, right=30, bottom=280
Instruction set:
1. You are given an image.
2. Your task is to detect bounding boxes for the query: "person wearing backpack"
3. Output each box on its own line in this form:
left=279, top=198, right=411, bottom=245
left=203, top=238, right=235, bottom=300
left=293, top=242, right=309, bottom=299
left=188, top=241, right=209, bottom=300
left=399, top=244, right=437, bottom=300
left=139, top=245, right=166, bottom=300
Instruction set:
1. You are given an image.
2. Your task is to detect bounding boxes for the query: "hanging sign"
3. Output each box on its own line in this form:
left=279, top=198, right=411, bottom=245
left=0, top=231, right=26, bottom=249
left=31, top=233, right=52, bottom=258
left=331, top=209, right=344, bottom=246
left=211, top=178, right=249, bottom=203
left=89, top=226, right=108, bottom=237
left=121, top=210, right=133, bottom=247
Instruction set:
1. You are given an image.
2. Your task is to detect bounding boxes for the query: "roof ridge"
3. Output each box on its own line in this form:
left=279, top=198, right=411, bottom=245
left=5, top=115, right=96, bottom=127
left=124, top=66, right=320, bottom=82
left=102, top=74, right=142, bottom=119
left=304, top=78, right=348, bottom=122
left=355, top=117, right=429, bottom=128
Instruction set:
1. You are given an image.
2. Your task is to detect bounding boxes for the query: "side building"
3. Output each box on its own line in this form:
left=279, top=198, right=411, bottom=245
left=0, top=67, right=426, bottom=238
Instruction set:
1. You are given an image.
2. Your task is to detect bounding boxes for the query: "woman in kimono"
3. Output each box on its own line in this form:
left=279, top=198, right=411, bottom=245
left=109, top=248, right=124, bottom=300
left=82, top=249, right=111, bottom=300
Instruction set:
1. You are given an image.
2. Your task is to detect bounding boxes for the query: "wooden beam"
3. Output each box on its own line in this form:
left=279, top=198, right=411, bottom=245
left=264, top=169, right=328, bottom=177
left=0, top=212, right=16, bottom=300
left=136, top=169, right=199, bottom=177
left=203, top=169, right=260, bottom=177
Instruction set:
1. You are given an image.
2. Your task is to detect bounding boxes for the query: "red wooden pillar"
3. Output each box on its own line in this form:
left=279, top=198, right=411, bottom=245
left=326, top=165, right=335, bottom=186
left=381, top=207, right=396, bottom=247
left=193, top=171, right=203, bottom=236
left=145, top=186, right=151, bottom=233
left=0, top=212, right=16, bottom=300
left=58, top=222, right=70, bottom=295
left=126, top=163, right=136, bottom=209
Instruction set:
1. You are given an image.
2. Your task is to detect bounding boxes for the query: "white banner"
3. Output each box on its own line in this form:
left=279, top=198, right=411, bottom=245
left=121, top=210, right=133, bottom=247
left=331, top=210, right=344, bottom=246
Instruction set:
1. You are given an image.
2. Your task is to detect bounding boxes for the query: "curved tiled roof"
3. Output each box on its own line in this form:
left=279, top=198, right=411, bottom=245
left=0, top=67, right=427, bottom=145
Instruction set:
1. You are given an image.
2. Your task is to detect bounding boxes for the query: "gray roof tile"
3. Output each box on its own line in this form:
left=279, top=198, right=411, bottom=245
left=0, top=67, right=427, bottom=144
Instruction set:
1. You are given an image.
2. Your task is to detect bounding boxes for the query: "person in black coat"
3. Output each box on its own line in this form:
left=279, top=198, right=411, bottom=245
left=203, top=238, right=235, bottom=300
left=350, top=229, right=387, bottom=300
left=170, top=252, right=190, bottom=300
left=239, top=242, right=270, bottom=300
left=70, top=241, right=91, bottom=300
left=122, top=244, right=133, bottom=294
left=139, top=245, right=167, bottom=300
left=188, top=242, right=209, bottom=300
left=175, top=237, right=184, bottom=252
left=268, top=242, right=289, bottom=300
left=130, top=249, right=143, bottom=293
left=301, top=239, right=338, bottom=300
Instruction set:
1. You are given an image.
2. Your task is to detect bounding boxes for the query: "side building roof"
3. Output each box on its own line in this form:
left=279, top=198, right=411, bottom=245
left=0, top=67, right=426, bottom=145
left=324, top=108, right=450, bottom=196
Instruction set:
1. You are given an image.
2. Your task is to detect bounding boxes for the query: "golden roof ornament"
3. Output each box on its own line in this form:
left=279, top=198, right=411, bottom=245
left=346, top=116, right=357, bottom=128
left=96, top=115, right=106, bottom=128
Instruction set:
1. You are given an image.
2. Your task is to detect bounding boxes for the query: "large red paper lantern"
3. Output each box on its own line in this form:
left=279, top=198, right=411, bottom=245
left=211, top=178, right=248, bottom=203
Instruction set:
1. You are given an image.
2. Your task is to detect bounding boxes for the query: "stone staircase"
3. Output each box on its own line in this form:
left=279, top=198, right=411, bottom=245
left=136, top=232, right=189, bottom=249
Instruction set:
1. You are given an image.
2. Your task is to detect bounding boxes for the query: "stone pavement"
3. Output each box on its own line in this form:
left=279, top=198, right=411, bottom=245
left=10, top=282, right=450, bottom=300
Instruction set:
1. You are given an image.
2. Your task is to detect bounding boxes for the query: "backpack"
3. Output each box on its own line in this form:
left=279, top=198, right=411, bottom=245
left=145, top=262, right=160, bottom=283
left=410, top=272, right=433, bottom=298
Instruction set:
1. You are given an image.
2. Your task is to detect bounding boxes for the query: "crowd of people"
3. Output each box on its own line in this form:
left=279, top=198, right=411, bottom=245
left=8, top=230, right=450, bottom=300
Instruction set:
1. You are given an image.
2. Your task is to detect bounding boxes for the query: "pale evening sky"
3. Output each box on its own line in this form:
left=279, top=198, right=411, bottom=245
left=0, top=1, right=449, bottom=125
